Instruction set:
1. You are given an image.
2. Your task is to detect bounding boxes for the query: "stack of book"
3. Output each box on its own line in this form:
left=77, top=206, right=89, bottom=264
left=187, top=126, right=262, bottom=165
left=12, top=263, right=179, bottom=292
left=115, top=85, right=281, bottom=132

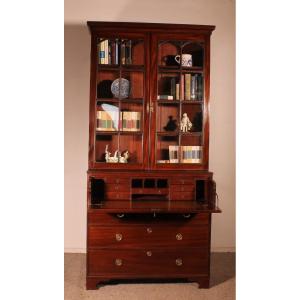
left=180, top=146, right=202, bottom=163
left=96, top=111, right=119, bottom=131
left=168, top=145, right=179, bottom=163
left=168, top=145, right=202, bottom=163
left=121, top=111, right=141, bottom=131
left=181, top=73, right=203, bottom=100
left=97, top=39, right=133, bottom=65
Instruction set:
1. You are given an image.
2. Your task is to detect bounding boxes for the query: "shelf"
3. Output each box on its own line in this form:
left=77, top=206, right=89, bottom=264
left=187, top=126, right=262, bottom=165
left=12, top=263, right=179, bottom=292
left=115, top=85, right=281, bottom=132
left=157, top=100, right=203, bottom=105
left=89, top=200, right=221, bottom=213
left=98, top=64, right=144, bottom=71
left=97, top=98, right=143, bottom=104
left=156, top=131, right=202, bottom=136
left=96, top=130, right=143, bottom=135
left=158, top=66, right=203, bottom=73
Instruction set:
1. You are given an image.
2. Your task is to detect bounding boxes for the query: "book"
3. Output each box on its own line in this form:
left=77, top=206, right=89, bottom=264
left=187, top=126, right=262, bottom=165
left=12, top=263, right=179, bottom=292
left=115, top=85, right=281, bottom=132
left=196, top=74, right=203, bottom=100
left=184, top=74, right=191, bottom=100
left=126, top=40, right=132, bottom=64
left=98, top=40, right=105, bottom=64
left=191, top=75, right=196, bottom=100
left=170, top=77, right=176, bottom=99
left=180, top=74, right=184, bottom=100
left=176, top=83, right=180, bottom=100
left=121, top=40, right=126, bottom=64
left=180, top=146, right=202, bottom=163
left=121, top=111, right=141, bottom=131
left=115, top=39, right=119, bottom=65
left=157, top=95, right=174, bottom=100
left=169, top=145, right=179, bottom=163
left=96, top=111, right=118, bottom=131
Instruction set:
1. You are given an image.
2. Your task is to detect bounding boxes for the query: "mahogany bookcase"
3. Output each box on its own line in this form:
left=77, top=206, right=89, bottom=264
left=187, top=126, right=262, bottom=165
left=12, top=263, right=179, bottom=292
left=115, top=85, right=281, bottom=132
left=86, top=21, right=221, bottom=289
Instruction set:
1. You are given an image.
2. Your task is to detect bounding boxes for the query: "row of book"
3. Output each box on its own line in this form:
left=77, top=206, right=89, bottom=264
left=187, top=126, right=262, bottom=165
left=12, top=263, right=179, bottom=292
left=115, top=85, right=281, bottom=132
left=157, top=74, right=203, bottom=101
left=96, top=111, right=141, bottom=132
left=97, top=39, right=133, bottom=65
left=169, top=145, right=202, bottom=163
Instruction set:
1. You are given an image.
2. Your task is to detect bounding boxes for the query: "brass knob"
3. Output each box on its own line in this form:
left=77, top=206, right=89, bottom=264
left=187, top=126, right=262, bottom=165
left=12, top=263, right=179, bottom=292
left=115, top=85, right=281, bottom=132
left=176, top=258, right=183, bottom=266
left=115, top=233, right=123, bottom=241
left=115, top=258, right=122, bottom=266
left=146, top=251, right=152, bottom=257
left=176, top=233, right=183, bottom=240
left=146, top=227, right=152, bottom=234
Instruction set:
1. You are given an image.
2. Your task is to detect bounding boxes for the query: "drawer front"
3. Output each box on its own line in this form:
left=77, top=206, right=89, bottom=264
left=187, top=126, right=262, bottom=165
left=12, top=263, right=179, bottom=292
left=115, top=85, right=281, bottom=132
left=170, top=191, right=194, bottom=200
left=105, top=178, right=130, bottom=184
left=171, top=184, right=195, bottom=192
left=171, top=179, right=195, bottom=185
left=88, top=225, right=209, bottom=248
left=88, top=212, right=210, bottom=226
left=106, top=184, right=129, bottom=192
left=88, top=248, right=209, bottom=276
left=106, top=192, right=131, bottom=200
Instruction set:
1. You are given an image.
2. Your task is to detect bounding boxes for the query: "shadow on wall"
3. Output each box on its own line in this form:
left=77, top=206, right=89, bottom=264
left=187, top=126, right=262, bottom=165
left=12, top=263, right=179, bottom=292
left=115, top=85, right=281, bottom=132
left=64, top=24, right=90, bottom=168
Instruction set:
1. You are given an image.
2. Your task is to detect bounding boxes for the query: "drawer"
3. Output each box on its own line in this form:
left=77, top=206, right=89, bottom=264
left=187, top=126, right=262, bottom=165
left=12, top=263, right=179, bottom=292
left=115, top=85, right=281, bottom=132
left=170, top=191, right=194, bottom=200
left=88, top=248, right=209, bottom=276
left=106, top=184, right=129, bottom=192
left=88, top=212, right=210, bottom=226
left=171, top=179, right=195, bottom=185
left=106, top=192, right=131, bottom=200
left=105, top=178, right=130, bottom=184
left=88, top=225, right=209, bottom=248
left=171, top=184, right=195, bottom=192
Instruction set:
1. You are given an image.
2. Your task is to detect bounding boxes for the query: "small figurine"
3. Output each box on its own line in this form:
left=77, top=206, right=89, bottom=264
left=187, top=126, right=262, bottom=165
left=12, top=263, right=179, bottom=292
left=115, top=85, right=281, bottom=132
left=118, top=150, right=130, bottom=163
left=180, top=113, right=193, bottom=132
left=105, top=145, right=129, bottom=163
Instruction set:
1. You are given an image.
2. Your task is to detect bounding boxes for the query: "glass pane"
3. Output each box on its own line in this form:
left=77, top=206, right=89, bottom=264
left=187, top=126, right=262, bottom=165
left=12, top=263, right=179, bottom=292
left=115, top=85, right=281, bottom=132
left=156, top=39, right=204, bottom=165
left=119, top=134, right=143, bottom=164
left=97, top=70, right=119, bottom=99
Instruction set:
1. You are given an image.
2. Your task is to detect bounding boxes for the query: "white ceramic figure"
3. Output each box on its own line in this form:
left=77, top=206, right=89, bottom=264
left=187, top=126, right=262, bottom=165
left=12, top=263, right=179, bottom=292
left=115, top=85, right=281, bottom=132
left=180, top=113, right=193, bottom=132
left=118, top=150, right=130, bottom=163
left=105, top=145, right=119, bottom=163
left=105, top=145, right=129, bottom=163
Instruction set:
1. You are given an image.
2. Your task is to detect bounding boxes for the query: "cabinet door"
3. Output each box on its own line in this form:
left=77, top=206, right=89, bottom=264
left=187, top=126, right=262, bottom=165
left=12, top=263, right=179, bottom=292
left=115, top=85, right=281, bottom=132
left=89, top=33, right=150, bottom=169
left=149, top=33, right=210, bottom=170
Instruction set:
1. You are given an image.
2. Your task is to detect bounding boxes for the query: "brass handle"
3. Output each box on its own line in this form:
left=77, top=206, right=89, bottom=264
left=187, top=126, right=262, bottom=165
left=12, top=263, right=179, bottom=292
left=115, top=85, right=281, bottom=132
left=146, top=227, right=152, bottom=234
left=115, top=233, right=123, bottom=241
left=117, top=213, right=125, bottom=218
left=150, top=102, right=154, bottom=113
left=176, top=258, right=183, bottom=266
left=176, top=233, right=183, bottom=240
left=115, top=258, right=122, bottom=266
left=146, top=251, right=152, bottom=257
left=183, top=214, right=191, bottom=219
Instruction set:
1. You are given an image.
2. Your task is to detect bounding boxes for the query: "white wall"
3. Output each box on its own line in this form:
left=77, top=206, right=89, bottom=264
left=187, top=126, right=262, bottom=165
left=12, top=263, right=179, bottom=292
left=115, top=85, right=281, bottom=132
left=64, top=0, right=235, bottom=252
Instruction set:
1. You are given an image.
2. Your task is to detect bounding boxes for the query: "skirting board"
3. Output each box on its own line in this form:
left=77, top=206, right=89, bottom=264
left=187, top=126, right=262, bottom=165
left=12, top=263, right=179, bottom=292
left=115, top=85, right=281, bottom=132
left=64, top=247, right=236, bottom=253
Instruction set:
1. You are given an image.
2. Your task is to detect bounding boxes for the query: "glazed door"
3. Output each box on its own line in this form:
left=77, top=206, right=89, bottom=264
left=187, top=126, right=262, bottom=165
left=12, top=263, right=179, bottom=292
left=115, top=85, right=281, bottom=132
left=149, top=33, right=210, bottom=170
left=89, top=32, right=150, bottom=169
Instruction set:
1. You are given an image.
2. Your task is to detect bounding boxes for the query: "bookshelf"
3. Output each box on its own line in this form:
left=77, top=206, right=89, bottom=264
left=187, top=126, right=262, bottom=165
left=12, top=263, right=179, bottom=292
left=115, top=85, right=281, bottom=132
left=86, top=22, right=220, bottom=290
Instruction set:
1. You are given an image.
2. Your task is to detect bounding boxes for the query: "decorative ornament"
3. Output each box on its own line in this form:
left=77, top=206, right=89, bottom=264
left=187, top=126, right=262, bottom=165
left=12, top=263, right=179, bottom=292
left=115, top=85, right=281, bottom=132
left=180, top=113, right=193, bottom=132
left=105, top=145, right=129, bottom=163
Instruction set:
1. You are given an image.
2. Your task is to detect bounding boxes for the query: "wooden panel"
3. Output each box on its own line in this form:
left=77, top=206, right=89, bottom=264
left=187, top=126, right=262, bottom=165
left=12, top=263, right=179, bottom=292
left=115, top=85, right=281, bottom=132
left=105, top=178, right=130, bottom=184
left=171, top=184, right=194, bottom=192
left=106, top=184, right=130, bottom=192
left=88, top=212, right=210, bottom=226
left=171, top=178, right=195, bottom=185
left=88, top=248, right=209, bottom=276
left=106, top=192, right=131, bottom=200
left=88, top=225, right=209, bottom=248
left=170, top=191, right=194, bottom=200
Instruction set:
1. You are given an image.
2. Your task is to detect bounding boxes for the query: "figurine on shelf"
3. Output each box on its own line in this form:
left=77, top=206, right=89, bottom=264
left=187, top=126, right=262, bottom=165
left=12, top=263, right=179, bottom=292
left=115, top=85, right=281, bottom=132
left=118, top=150, right=130, bottom=163
left=105, top=145, right=119, bottom=163
left=180, top=113, right=193, bottom=132
left=105, top=145, right=129, bottom=163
